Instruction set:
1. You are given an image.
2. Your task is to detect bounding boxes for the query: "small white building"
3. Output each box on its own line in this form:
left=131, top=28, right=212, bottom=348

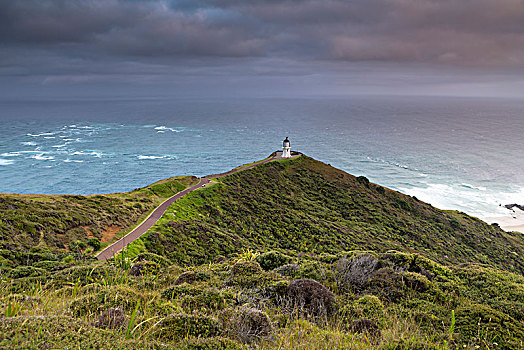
left=282, top=137, right=291, bottom=158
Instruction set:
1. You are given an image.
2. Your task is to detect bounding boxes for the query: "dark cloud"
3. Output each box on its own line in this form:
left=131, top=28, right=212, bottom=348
left=1, top=0, right=524, bottom=97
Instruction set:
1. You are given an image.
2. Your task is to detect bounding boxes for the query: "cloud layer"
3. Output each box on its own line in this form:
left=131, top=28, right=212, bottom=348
left=1, top=0, right=524, bottom=96
left=3, top=0, right=524, bottom=65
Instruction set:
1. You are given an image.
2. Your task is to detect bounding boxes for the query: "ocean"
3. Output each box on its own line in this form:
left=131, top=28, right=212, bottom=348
left=1, top=95, right=523, bottom=223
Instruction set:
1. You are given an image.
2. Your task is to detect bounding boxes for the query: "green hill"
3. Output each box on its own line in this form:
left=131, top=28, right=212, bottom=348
left=0, top=175, right=197, bottom=255
left=1, top=156, right=523, bottom=349
left=133, top=156, right=523, bottom=273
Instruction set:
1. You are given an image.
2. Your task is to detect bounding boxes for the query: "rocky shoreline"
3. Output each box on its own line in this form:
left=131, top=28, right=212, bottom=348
left=505, top=203, right=524, bottom=211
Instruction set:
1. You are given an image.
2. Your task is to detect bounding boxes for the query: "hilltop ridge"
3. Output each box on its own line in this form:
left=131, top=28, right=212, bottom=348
left=130, top=155, right=524, bottom=273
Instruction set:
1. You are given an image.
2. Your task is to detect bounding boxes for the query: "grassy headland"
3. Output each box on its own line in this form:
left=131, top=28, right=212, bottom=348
left=0, top=175, right=197, bottom=255
left=1, top=156, right=523, bottom=349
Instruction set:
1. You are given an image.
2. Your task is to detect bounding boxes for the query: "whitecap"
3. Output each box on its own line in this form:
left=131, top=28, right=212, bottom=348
left=154, top=126, right=182, bottom=133
left=460, top=183, right=487, bottom=191
left=52, top=144, right=67, bottom=148
left=0, top=159, right=14, bottom=165
left=63, top=159, right=84, bottom=163
left=31, top=154, right=54, bottom=161
left=21, top=141, right=37, bottom=146
left=27, top=132, right=55, bottom=137
left=138, top=155, right=165, bottom=160
left=43, top=136, right=56, bottom=139
left=1, top=152, right=21, bottom=157
left=71, top=151, right=103, bottom=158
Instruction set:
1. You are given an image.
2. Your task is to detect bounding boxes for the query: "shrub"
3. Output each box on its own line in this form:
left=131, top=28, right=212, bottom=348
left=296, top=261, right=326, bottom=282
left=87, top=238, right=101, bottom=251
left=219, top=307, right=272, bottom=343
left=175, top=270, right=197, bottom=285
left=455, top=304, right=524, bottom=344
left=337, top=295, right=385, bottom=328
left=182, top=288, right=233, bottom=312
left=365, top=268, right=405, bottom=302
left=274, top=264, right=300, bottom=278
left=286, top=279, right=336, bottom=316
left=52, top=264, right=114, bottom=285
left=174, top=270, right=211, bottom=285
left=399, top=271, right=437, bottom=295
left=162, top=284, right=203, bottom=300
left=335, top=255, right=379, bottom=293
left=69, top=285, right=143, bottom=317
left=93, top=307, right=127, bottom=329
left=382, top=251, right=452, bottom=279
left=62, top=255, right=75, bottom=264
left=356, top=176, right=370, bottom=187
left=32, top=260, right=68, bottom=272
left=134, top=252, right=173, bottom=267
left=177, top=337, right=246, bottom=350
left=255, top=251, right=290, bottom=271
left=8, top=266, right=47, bottom=279
left=226, top=261, right=281, bottom=289
left=129, top=260, right=160, bottom=277
left=154, top=313, right=220, bottom=341
left=349, top=318, right=381, bottom=337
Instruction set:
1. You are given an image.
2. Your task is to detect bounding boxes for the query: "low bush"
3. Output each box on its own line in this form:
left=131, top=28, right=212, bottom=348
left=274, top=264, right=300, bottom=278
left=177, top=336, right=246, bottom=350
left=338, top=295, right=385, bottom=326
left=162, top=284, right=203, bottom=300
left=335, top=255, right=379, bottom=293
left=255, top=251, right=290, bottom=271
left=227, top=261, right=282, bottom=289
left=286, top=279, right=336, bottom=316
left=8, top=266, right=47, bottom=279
left=365, top=268, right=405, bottom=302
left=32, top=260, right=68, bottom=272
left=175, top=270, right=211, bottom=285
left=129, top=260, right=160, bottom=277
left=69, top=285, right=144, bottom=316
left=182, top=288, right=233, bottom=312
left=219, top=307, right=272, bottom=343
left=154, top=313, right=221, bottom=341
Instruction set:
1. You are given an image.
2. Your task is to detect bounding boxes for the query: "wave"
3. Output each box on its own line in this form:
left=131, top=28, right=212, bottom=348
left=63, top=159, right=84, bottom=163
left=398, top=181, right=524, bottom=220
left=52, top=144, right=67, bottom=148
left=154, top=126, right=182, bottom=133
left=0, top=159, right=15, bottom=165
left=71, top=151, right=103, bottom=158
left=460, top=183, right=487, bottom=191
left=31, top=154, right=55, bottom=161
left=27, top=132, right=55, bottom=137
left=138, top=155, right=165, bottom=160
left=1, top=152, right=21, bottom=157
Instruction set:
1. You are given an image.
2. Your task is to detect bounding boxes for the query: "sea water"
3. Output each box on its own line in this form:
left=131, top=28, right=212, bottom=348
left=1, top=95, right=523, bottom=222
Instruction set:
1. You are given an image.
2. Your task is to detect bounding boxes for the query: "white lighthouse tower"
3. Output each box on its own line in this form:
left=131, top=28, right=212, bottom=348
left=282, top=137, right=291, bottom=158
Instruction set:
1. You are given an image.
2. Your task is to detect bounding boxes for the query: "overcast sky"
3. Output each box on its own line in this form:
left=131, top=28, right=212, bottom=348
left=2, top=0, right=524, bottom=98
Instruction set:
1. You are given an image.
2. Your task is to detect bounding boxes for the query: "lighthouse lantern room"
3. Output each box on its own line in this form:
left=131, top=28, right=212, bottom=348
left=282, top=137, right=291, bottom=158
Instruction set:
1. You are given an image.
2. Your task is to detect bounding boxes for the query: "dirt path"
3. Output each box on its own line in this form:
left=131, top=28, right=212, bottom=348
left=96, top=155, right=290, bottom=260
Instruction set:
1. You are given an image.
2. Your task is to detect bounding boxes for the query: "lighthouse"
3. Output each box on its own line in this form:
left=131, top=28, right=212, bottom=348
left=282, top=137, right=291, bottom=158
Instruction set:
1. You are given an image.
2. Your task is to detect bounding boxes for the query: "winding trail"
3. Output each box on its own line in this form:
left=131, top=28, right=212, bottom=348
left=96, top=154, right=294, bottom=260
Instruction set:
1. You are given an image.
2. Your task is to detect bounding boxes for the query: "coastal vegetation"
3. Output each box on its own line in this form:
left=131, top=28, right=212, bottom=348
left=0, top=156, right=523, bottom=349
left=0, top=175, right=197, bottom=253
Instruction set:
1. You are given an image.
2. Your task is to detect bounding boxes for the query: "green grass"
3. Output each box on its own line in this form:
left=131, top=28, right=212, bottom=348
left=0, top=175, right=197, bottom=256
left=136, top=156, right=523, bottom=274
left=1, top=155, right=523, bottom=349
